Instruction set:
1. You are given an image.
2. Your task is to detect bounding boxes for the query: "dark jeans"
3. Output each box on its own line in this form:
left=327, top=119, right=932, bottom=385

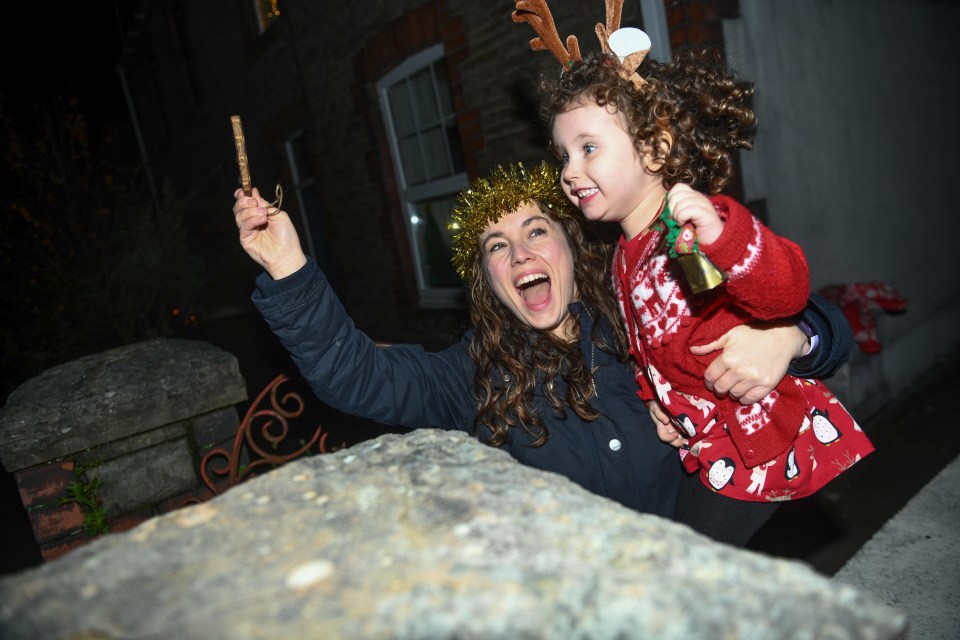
left=674, top=471, right=779, bottom=547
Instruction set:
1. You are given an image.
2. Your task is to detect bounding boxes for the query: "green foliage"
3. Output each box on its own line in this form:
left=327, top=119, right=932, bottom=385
left=59, top=461, right=108, bottom=536
left=0, top=93, right=203, bottom=401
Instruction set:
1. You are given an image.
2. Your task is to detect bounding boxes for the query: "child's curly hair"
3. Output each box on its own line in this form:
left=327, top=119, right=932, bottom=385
left=540, top=45, right=756, bottom=195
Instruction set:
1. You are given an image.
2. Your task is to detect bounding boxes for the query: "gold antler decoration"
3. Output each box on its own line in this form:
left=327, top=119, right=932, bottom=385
left=594, top=0, right=624, bottom=54
left=512, top=0, right=582, bottom=68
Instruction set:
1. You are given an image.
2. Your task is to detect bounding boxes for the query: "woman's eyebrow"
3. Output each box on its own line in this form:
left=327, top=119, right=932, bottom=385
left=522, top=215, right=551, bottom=227
left=481, top=214, right=552, bottom=245
left=480, top=230, right=504, bottom=245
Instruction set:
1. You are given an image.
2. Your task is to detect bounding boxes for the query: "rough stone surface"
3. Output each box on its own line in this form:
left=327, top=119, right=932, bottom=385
left=0, top=338, right=247, bottom=471
left=71, top=423, right=187, bottom=467
left=95, top=439, right=198, bottom=518
left=192, top=406, right=242, bottom=448
left=0, top=430, right=907, bottom=639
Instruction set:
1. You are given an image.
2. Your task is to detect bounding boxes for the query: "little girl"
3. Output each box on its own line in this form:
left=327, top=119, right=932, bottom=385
left=529, top=18, right=874, bottom=543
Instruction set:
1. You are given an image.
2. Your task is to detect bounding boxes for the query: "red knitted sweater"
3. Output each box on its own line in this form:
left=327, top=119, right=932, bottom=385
left=613, top=195, right=811, bottom=467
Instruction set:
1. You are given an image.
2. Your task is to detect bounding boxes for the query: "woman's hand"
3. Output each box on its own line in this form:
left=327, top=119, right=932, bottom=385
left=649, top=400, right=688, bottom=448
left=233, top=187, right=307, bottom=280
left=690, top=321, right=808, bottom=404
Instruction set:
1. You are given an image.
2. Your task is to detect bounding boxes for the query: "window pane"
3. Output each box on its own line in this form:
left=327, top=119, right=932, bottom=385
left=446, top=121, right=464, bottom=173
left=411, top=197, right=460, bottom=288
left=300, top=183, right=321, bottom=219
left=288, top=133, right=313, bottom=181
left=410, top=67, right=439, bottom=125
left=434, top=59, right=453, bottom=115
left=398, top=135, right=425, bottom=186
left=379, top=46, right=468, bottom=295
left=421, top=126, right=450, bottom=181
left=388, top=82, right=415, bottom=137
left=298, top=184, right=330, bottom=269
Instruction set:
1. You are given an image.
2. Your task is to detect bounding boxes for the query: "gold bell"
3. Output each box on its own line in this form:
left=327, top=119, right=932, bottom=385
left=677, top=252, right=726, bottom=294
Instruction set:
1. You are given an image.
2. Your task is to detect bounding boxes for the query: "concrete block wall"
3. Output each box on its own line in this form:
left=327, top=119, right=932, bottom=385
left=0, top=339, right=247, bottom=561
left=721, top=0, right=960, bottom=412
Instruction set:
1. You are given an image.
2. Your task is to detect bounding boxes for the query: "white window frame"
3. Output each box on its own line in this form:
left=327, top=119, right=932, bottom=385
left=377, top=44, right=467, bottom=307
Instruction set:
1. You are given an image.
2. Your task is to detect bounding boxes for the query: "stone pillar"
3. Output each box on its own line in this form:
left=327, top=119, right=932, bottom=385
left=0, top=338, right=247, bottom=561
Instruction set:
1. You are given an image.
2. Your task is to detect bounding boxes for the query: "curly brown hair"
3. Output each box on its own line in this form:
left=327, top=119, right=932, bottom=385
left=465, top=205, right=628, bottom=447
left=540, top=45, right=756, bottom=195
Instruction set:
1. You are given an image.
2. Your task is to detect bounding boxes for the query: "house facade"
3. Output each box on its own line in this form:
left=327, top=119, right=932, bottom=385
left=118, top=0, right=960, bottom=413
left=117, top=0, right=737, bottom=348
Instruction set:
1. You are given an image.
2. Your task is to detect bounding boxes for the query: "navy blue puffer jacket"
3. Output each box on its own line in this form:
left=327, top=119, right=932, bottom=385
left=252, top=259, right=851, bottom=520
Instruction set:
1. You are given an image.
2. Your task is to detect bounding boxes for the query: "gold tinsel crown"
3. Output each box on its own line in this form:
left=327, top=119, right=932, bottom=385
left=448, top=161, right=577, bottom=280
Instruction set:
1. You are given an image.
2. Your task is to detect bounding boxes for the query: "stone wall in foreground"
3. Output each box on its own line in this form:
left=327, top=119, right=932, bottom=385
left=0, top=429, right=908, bottom=639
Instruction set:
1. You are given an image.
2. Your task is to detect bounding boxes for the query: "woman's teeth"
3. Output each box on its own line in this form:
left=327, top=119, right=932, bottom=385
left=515, top=273, right=549, bottom=300
left=515, top=273, right=548, bottom=288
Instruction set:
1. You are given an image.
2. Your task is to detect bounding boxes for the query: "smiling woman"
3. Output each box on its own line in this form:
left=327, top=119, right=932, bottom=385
left=479, top=204, right=577, bottom=338
left=449, top=163, right=631, bottom=447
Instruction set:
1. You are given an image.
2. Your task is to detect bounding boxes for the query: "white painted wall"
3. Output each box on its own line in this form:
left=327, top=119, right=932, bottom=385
left=723, top=0, right=960, bottom=411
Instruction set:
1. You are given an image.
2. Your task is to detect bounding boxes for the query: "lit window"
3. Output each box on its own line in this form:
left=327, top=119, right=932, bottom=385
left=378, top=44, right=466, bottom=303
left=254, top=0, right=280, bottom=33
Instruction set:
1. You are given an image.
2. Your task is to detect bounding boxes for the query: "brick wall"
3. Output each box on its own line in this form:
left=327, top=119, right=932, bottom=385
left=10, top=408, right=235, bottom=562
left=665, top=0, right=740, bottom=49
left=120, top=0, right=748, bottom=349
left=663, top=0, right=750, bottom=206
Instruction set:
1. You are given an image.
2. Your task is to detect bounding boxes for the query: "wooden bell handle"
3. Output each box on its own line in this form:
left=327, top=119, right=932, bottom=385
left=230, top=115, right=252, bottom=197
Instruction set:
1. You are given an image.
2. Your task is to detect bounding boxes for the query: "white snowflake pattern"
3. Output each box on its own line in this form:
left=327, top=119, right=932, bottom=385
left=726, top=216, right=764, bottom=280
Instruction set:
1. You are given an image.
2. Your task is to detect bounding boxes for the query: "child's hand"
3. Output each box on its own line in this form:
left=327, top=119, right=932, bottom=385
left=667, top=183, right=724, bottom=245
left=648, top=400, right=688, bottom=448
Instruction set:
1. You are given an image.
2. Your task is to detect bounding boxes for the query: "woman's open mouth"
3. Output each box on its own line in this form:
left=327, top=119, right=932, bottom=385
left=515, top=272, right=551, bottom=307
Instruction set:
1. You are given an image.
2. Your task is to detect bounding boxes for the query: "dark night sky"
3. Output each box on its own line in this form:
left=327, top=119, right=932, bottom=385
left=4, top=2, right=132, bottom=121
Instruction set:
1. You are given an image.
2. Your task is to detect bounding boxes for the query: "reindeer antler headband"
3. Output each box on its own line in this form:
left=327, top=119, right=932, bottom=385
left=512, top=0, right=652, bottom=89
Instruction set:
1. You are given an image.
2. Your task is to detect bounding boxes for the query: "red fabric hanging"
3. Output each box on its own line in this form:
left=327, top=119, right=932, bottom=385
left=818, top=282, right=907, bottom=354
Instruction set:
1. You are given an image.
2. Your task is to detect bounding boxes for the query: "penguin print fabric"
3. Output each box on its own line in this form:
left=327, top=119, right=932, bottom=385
left=657, top=370, right=872, bottom=501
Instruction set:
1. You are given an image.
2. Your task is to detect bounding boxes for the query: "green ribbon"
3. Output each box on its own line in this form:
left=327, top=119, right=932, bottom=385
left=658, top=194, right=701, bottom=258
left=658, top=196, right=685, bottom=258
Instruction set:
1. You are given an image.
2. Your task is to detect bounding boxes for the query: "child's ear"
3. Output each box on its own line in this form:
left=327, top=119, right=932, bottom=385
left=644, top=131, right=674, bottom=172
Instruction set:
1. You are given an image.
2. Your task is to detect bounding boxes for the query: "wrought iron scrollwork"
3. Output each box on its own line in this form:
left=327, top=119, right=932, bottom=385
left=198, top=373, right=342, bottom=495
